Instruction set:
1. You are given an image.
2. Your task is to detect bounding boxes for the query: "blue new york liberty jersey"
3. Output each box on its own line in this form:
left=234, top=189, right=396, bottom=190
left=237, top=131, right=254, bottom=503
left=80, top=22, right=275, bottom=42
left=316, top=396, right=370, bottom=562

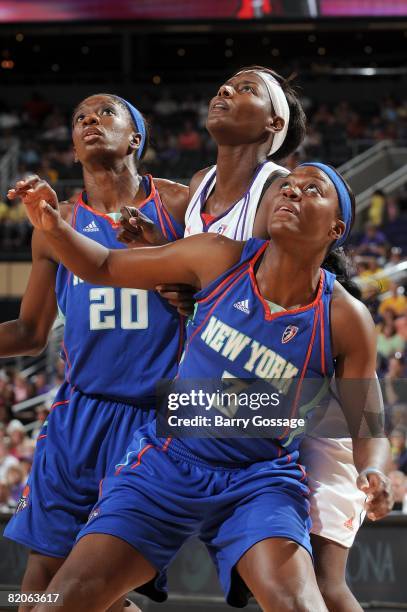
left=158, top=238, right=335, bottom=464
left=55, top=175, right=185, bottom=403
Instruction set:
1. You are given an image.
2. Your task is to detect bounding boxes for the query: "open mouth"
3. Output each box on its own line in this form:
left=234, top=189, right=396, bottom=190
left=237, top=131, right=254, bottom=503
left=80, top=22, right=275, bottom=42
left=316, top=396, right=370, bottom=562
left=210, top=101, right=229, bottom=112
left=275, top=205, right=298, bottom=217
left=83, top=130, right=103, bottom=141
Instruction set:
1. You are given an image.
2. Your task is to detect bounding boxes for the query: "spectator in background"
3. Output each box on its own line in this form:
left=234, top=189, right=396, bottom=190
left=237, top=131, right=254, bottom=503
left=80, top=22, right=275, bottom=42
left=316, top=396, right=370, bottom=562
left=368, top=189, right=386, bottom=227
left=389, top=470, right=407, bottom=512
left=153, top=89, right=178, bottom=117
left=19, top=457, right=32, bottom=484
left=390, top=427, right=407, bottom=474
left=384, top=353, right=406, bottom=408
left=33, top=372, right=51, bottom=396
left=384, top=246, right=403, bottom=269
left=356, top=223, right=388, bottom=259
left=0, top=482, right=11, bottom=513
left=5, top=464, right=25, bottom=506
left=377, top=320, right=405, bottom=362
left=2, top=199, right=31, bottom=249
left=23, top=92, right=52, bottom=125
left=7, top=420, right=35, bottom=460
left=31, top=404, right=50, bottom=441
left=0, top=440, right=18, bottom=482
left=178, top=120, right=202, bottom=151
left=379, top=282, right=407, bottom=317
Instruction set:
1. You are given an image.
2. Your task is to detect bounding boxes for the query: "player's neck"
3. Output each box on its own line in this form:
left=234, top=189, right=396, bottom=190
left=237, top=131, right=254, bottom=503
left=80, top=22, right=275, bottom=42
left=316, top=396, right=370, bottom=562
left=207, top=147, right=266, bottom=213
left=82, top=164, right=143, bottom=213
left=256, top=243, right=323, bottom=309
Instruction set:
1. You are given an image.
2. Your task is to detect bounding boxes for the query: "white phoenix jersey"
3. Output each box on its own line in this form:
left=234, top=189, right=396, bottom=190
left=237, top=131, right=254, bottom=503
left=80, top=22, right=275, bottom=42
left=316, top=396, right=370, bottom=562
left=184, top=160, right=287, bottom=240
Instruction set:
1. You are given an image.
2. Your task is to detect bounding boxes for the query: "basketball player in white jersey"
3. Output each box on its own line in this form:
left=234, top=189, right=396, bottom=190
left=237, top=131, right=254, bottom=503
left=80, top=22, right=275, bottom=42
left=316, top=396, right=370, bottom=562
left=119, top=66, right=392, bottom=611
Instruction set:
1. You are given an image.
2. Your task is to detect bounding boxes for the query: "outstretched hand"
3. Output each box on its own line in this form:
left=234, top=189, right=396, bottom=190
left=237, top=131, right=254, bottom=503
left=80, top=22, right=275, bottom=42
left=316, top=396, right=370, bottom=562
left=357, top=469, right=393, bottom=521
left=8, top=175, right=61, bottom=232
left=117, top=206, right=168, bottom=247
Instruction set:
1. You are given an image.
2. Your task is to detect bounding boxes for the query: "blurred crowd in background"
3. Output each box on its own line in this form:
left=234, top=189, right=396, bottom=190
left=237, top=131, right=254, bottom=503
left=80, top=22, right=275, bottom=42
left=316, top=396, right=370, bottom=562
left=0, top=87, right=406, bottom=513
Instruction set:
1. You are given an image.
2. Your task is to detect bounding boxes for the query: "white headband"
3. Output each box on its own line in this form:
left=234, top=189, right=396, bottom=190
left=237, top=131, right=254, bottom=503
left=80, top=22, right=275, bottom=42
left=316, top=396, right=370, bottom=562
left=235, top=70, right=290, bottom=156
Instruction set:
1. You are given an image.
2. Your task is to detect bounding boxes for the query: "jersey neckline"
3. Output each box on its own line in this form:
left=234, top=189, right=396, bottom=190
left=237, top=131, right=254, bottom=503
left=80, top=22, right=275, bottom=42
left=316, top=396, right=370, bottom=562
left=78, top=174, right=156, bottom=227
left=249, top=242, right=326, bottom=322
left=200, top=160, right=268, bottom=229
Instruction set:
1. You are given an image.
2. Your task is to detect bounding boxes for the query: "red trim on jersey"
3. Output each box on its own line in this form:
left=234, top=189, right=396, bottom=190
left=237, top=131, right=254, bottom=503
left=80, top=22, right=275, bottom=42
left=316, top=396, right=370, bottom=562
left=201, top=212, right=216, bottom=225
left=157, top=190, right=179, bottom=240
left=38, top=434, right=47, bottom=440
left=61, top=341, right=72, bottom=383
left=154, top=195, right=169, bottom=239
left=249, top=243, right=325, bottom=321
left=50, top=399, right=70, bottom=411
left=98, top=479, right=104, bottom=499
left=137, top=174, right=157, bottom=210
left=319, top=300, right=326, bottom=375
left=298, top=463, right=307, bottom=482
left=67, top=203, right=80, bottom=286
left=181, top=267, right=248, bottom=367
left=78, top=193, right=121, bottom=228
left=161, top=437, right=172, bottom=452
left=278, top=305, right=320, bottom=440
left=130, top=444, right=154, bottom=469
left=198, top=259, right=250, bottom=305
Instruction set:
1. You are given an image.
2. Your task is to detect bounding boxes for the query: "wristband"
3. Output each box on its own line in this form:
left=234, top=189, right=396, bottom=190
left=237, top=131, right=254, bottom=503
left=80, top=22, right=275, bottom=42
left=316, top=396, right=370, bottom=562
left=359, top=467, right=385, bottom=478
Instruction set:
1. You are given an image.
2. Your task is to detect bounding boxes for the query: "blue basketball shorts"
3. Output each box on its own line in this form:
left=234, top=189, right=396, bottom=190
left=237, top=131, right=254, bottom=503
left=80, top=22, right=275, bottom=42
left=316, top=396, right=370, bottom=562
left=4, top=381, right=154, bottom=558
left=78, top=424, right=312, bottom=607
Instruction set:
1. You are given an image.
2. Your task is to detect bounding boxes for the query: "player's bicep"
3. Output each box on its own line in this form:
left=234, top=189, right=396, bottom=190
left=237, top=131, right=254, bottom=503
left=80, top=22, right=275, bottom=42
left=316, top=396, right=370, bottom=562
left=105, top=238, right=202, bottom=289
left=334, top=300, right=381, bottom=436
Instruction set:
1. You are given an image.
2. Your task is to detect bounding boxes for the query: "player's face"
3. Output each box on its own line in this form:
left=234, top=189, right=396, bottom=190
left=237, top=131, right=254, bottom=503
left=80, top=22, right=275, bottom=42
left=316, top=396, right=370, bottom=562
left=206, top=71, right=274, bottom=146
left=72, top=95, right=136, bottom=164
left=268, top=166, right=346, bottom=250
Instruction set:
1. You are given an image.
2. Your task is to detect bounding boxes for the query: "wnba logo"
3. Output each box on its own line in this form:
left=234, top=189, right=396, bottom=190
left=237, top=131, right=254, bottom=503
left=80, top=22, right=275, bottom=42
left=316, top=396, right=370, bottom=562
left=282, top=325, right=299, bottom=344
left=16, top=485, right=30, bottom=513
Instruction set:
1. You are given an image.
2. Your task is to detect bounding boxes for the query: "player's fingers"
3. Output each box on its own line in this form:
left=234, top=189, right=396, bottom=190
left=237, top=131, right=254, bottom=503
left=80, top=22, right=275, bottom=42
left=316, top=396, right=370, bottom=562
left=356, top=472, right=370, bottom=492
left=117, top=228, right=142, bottom=243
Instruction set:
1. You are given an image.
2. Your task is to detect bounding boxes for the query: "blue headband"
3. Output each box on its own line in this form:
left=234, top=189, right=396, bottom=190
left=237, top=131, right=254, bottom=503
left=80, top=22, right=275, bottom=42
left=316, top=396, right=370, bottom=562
left=299, top=162, right=353, bottom=249
left=117, top=97, right=146, bottom=160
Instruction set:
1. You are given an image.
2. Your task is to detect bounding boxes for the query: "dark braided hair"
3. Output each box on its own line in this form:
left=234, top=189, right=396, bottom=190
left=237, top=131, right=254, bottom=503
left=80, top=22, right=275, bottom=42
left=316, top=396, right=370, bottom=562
left=231, top=65, right=307, bottom=162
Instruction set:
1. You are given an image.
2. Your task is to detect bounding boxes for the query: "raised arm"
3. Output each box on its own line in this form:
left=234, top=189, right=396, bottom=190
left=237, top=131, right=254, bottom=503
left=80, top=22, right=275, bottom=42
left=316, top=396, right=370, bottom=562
left=20, top=181, right=244, bottom=292
left=332, top=285, right=393, bottom=519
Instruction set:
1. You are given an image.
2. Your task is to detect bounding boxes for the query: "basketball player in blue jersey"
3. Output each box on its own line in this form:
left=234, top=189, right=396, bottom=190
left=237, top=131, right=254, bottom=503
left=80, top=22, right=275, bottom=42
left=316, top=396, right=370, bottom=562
left=119, top=66, right=392, bottom=611
left=22, top=162, right=391, bottom=612
left=3, top=93, right=189, bottom=611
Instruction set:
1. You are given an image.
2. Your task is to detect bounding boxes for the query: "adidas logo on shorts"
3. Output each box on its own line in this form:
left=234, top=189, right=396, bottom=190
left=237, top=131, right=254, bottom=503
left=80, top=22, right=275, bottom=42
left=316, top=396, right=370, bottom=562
left=83, top=220, right=99, bottom=232
left=233, top=299, right=250, bottom=314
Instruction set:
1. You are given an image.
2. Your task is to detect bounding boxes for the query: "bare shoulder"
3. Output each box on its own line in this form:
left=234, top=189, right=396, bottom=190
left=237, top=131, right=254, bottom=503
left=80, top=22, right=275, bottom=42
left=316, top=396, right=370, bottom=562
left=188, top=166, right=213, bottom=200
left=153, top=178, right=189, bottom=225
left=331, top=281, right=375, bottom=354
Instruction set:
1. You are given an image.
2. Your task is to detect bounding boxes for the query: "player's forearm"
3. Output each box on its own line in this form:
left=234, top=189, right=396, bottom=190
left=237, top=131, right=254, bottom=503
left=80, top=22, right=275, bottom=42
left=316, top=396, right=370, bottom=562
left=44, top=220, right=111, bottom=285
left=0, top=320, right=47, bottom=357
left=352, top=437, right=391, bottom=475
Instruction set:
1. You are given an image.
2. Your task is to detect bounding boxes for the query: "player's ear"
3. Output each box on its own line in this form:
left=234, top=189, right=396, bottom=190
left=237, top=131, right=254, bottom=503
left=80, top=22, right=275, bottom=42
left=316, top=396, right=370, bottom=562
left=267, top=115, right=285, bottom=135
left=128, top=132, right=142, bottom=155
left=330, top=219, right=346, bottom=241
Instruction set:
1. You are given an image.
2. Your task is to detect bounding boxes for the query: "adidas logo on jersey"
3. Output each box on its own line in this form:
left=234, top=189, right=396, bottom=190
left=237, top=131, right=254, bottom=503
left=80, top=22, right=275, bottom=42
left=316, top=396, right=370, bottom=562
left=83, top=220, right=99, bottom=232
left=233, top=299, right=250, bottom=314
